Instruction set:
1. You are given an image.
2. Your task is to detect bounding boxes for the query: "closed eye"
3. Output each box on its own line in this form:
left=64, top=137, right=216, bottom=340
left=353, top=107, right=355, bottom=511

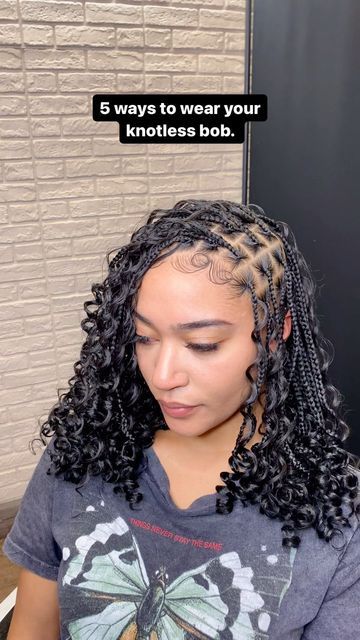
left=134, top=334, right=219, bottom=353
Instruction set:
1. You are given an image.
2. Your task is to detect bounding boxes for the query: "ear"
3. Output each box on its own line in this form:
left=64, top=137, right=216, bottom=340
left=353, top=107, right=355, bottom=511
left=283, top=309, right=292, bottom=341
left=269, top=310, right=292, bottom=352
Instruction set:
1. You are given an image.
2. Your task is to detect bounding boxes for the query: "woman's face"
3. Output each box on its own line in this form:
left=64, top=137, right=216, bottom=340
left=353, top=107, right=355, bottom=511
left=133, top=251, right=261, bottom=440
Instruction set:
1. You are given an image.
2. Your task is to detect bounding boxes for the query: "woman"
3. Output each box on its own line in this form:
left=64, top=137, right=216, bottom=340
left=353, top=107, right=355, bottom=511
left=3, top=199, right=360, bottom=639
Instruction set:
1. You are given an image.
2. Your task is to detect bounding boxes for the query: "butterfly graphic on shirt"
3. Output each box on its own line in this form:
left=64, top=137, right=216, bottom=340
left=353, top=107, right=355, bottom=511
left=62, top=514, right=267, bottom=639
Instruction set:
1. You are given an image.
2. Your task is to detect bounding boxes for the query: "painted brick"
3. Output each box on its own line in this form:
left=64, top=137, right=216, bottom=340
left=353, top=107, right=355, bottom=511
left=98, top=215, right=135, bottom=235
left=55, top=26, right=115, bottom=48
left=72, top=235, right=120, bottom=256
left=199, top=9, right=243, bottom=29
left=145, top=75, right=171, bottom=92
left=69, top=197, right=123, bottom=218
left=199, top=54, right=244, bottom=74
left=1, top=261, right=45, bottom=283
left=0, top=0, right=18, bottom=20
left=0, top=24, right=21, bottom=45
left=145, top=53, right=197, bottom=72
left=58, top=72, right=116, bottom=92
left=149, top=156, right=174, bottom=174
left=223, top=76, right=245, bottom=92
left=3, top=183, right=36, bottom=201
left=52, top=294, right=86, bottom=313
left=27, top=72, right=57, bottom=93
left=0, top=49, right=22, bottom=69
left=115, top=74, right=144, bottom=92
left=56, top=329, right=82, bottom=348
left=1, top=224, right=41, bottom=243
left=144, top=6, right=198, bottom=27
left=86, top=3, right=142, bottom=25
left=223, top=152, right=243, bottom=171
left=66, top=157, right=121, bottom=178
left=122, top=156, right=147, bottom=174
left=37, top=178, right=95, bottom=201
left=225, top=31, right=245, bottom=51
left=53, top=309, right=81, bottom=329
left=97, top=177, right=147, bottom=196
left=4, top=161, right=34, bottom=181
left=43, top=219, right=98, bottom=240
left=148, top=174, right=198, bottom=194
left=172, top=75, right=222, bottom=92
left=14, top=243, right=43, bottom=261
left=174, top=154, right=222, bottom=173
left=0, top=245, right=13, bottom=263
left=199, top=172, right=239, bottom=189
left=18, top=281, right=47, bottom=299
left=24, top=314, right=52, bottom=334
left=29, top=349, right=56, bottom=367
left=144, top=28, right=171, bottom=48
left=23, top=25, right=54, bottom=46
left=0, top=333, right=50, bottom=357
left=47, top=256, right=101, bottom=277
left=36, top=160, right=64, bottom=180
left=33, top=138, right=92, bottom=158
left=3, top=365, right=56, bottom=389
left=1, top=140, right=31, bottom=160
left=88, top=50, right=143, bottom=71
left=57, top=343, right=81, bottom=363
left=0, top=118, right=30, bottom=137
left=58, top=361, right=75, bottom=382
left=9, top=202, right=38, bottom=223
left=30, top=117, right=61, bottom=137
left=122, top=195, right=145, bottom=212
left=0, top=353, right=28, bottom=373
left=29, top=95, right=88, bottom=116
left=62, top=116, right=115, bottom=136
left=0, top=72, right=24, bottom=92
left=47, top=276, right=76, bottom=295
left=93, top=138, right=146, bottom=156
left=116, top=28, right=144, bottom=48
left=44, top=239, right=72, bottom=258
left=25, top=49, right=85, bottom=69
left=0, top=319, right=23, bottom=337
left=173, top=29, right=224, bottom=50
left=21, top=1, right=84, bottom=23
left=0, top=284, right=17, bottom=302
left=0, top=205, right=8, bottom=224
left=76, top=273, right=102, bottom=293
left=0, top=96, right=26, bottom=115
left=38, top=201, right=68, bottom=220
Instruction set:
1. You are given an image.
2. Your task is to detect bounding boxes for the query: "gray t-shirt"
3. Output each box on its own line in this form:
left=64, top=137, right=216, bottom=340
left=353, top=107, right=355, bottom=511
left=3, top=437, right=360, bottom=640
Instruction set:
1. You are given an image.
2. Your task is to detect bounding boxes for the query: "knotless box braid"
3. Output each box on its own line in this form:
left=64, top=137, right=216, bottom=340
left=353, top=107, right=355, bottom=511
left=34, top=199, right=359, bottom=549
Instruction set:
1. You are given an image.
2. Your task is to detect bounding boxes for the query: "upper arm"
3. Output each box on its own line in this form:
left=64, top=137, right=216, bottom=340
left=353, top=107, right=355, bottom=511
left=301, top=524, right=360, bottom=640
left=7, top=568, right=60, bottom=640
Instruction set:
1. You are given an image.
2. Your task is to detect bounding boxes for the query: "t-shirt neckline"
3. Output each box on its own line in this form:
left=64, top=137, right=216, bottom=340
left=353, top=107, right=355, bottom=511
left=143, top=446, right=218, bottom=517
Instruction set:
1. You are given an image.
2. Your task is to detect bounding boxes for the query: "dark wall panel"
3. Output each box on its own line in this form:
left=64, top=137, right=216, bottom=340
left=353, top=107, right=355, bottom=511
left=249, top=0, right=360, bottom=454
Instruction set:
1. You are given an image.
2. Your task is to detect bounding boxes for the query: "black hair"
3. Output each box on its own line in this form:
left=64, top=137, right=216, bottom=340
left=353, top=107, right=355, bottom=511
left=32, top=199, right=360, bottom=549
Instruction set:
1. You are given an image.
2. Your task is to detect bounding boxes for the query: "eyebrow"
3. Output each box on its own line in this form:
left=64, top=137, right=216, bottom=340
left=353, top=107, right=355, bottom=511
left=133, top=310, right=234, bottom=331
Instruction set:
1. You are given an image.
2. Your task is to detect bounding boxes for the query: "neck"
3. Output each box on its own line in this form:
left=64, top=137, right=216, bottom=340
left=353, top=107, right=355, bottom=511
left=154, top=401, right=264, bottom=469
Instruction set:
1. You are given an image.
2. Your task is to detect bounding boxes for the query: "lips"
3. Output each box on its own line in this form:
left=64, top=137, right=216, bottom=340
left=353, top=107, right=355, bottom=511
left=159, top=400, right=196, bottom=409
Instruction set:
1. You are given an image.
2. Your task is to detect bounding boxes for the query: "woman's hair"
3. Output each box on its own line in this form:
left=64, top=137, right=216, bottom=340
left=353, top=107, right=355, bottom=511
left=33, top=199, right=360, bottom=549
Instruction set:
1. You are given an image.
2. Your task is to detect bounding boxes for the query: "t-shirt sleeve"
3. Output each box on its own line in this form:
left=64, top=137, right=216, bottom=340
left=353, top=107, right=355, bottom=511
left=2, top=437, right=61, bottom=581
left=301, top=522, right=360, bottom=640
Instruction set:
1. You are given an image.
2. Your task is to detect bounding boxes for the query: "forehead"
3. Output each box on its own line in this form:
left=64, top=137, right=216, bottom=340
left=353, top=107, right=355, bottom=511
left=135, top=252, right=253, bottom=322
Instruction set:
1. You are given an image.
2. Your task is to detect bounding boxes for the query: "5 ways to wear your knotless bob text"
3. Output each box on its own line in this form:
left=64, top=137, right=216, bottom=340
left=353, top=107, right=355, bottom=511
left=35, top=199, right=359, bottom=551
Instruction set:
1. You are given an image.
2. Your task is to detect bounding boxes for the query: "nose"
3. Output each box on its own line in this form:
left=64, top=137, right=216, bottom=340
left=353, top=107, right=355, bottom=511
left=151, top=341, right=189, bottom=390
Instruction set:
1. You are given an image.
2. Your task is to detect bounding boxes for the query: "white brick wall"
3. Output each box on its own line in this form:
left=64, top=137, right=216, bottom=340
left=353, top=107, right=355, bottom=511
left=0, top=0, right=246, bottom=502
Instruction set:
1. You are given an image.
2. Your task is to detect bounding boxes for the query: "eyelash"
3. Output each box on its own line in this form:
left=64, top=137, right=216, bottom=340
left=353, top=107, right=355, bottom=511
left=134, top=334, right=219, bottom=353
